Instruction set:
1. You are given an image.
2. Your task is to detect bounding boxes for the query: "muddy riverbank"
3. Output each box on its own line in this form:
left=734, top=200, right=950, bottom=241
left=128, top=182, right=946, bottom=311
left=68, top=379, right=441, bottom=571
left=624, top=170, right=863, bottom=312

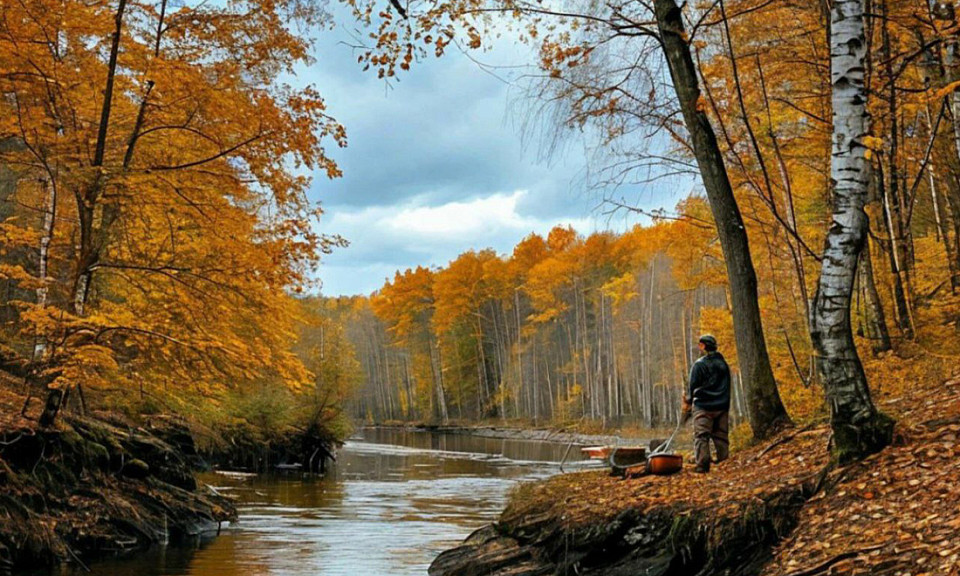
left=369, top=424, right=664, bottom=450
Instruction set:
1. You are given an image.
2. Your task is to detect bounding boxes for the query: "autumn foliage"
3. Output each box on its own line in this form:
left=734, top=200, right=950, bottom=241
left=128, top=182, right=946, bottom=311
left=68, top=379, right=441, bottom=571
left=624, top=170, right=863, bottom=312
left=0, top=0, right=348, bottom=432
left=337, top=0, right=960, bottom=439
left=2, top=0, right=960, bottom=450
left=345, top=213, right=742, bottom=426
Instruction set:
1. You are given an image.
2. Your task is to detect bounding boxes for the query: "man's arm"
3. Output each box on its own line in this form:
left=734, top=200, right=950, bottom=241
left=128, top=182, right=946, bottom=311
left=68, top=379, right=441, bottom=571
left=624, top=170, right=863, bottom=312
left=684, top=362, right=701, bottom=411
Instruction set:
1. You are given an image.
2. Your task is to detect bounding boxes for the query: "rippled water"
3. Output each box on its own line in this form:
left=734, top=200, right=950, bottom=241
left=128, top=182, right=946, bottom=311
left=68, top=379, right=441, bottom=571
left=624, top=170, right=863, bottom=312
left=50, top=429, right=592, bottom=576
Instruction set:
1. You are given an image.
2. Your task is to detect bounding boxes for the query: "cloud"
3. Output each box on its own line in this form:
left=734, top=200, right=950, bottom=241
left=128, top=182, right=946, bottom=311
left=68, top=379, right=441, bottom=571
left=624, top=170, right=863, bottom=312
left=300, top=12, right=595, bottom=218
left=388, top=191, right=553, bottom=236
left=317, top=190, right=597, bottom=295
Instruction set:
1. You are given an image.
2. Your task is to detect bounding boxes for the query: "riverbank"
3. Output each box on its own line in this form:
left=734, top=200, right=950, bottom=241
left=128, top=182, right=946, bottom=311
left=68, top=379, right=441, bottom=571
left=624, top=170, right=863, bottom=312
left=367, top=423, right=677, bottom=450
left=430, top=373, right=960, bottom=576
left=0, top=389, right=236, bottom=572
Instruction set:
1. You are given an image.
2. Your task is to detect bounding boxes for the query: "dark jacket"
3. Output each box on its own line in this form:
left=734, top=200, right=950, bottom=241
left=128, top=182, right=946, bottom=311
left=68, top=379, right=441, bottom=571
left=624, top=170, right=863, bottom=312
left=687, top=352, right=731, bottom=411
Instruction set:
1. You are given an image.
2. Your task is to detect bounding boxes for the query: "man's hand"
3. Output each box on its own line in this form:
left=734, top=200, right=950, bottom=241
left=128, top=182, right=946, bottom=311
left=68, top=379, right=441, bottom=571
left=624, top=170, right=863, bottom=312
left=682, top=397, right=692, bottom=414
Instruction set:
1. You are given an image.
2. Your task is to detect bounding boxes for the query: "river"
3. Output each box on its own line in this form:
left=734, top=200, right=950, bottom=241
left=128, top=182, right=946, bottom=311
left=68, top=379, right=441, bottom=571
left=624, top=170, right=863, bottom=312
left=48, top=428, right=591, bottom=576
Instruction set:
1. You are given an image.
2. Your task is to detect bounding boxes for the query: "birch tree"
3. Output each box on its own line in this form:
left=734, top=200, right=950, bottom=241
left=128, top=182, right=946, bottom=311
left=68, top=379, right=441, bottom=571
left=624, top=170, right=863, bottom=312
left=810, top=0, right=894, bottom=463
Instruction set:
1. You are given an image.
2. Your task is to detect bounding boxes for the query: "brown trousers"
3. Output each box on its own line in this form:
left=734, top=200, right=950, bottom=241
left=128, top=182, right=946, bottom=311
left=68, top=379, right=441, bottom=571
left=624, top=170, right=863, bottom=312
left=693, top=408, right=729, bottom=471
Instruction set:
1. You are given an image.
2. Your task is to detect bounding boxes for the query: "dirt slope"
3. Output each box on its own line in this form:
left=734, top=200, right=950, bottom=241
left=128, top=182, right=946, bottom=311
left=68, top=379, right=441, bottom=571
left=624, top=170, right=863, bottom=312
left=430, top=374, right=960, bottom=576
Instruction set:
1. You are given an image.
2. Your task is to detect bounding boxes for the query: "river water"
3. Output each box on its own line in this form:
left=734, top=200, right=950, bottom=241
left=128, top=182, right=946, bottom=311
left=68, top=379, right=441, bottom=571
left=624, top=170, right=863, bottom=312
left=52, top=428, right=590, bottom=576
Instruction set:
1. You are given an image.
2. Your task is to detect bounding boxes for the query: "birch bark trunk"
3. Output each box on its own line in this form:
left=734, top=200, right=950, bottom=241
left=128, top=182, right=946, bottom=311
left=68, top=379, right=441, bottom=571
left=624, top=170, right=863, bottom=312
left=811, top=0, right=894, bottom=463
left=33, top=179, right=56, bottom=360
left=429, top=334, right=449, bottom=424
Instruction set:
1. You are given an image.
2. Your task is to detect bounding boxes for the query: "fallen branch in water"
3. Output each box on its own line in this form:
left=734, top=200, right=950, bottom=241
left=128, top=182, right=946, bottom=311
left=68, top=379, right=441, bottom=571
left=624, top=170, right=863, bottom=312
left=65, top=545, right=91, bottom=573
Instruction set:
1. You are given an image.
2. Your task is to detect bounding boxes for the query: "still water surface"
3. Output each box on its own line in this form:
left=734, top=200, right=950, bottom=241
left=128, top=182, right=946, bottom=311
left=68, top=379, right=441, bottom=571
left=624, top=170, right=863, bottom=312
left=57, top=428, right=590, bottom=576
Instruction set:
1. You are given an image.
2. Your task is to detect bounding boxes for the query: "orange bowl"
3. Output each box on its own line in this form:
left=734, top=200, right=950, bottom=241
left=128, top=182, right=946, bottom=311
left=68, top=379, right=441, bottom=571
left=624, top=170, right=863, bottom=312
left=647, top=454, right=683, bottom=475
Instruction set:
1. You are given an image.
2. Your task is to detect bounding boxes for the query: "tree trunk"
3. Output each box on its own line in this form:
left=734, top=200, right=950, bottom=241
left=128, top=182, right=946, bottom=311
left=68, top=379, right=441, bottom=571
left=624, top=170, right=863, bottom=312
left=878, top=1, right=915, bottom=338
left=811, top=0, right=894, bottom=464
left=71, top=0, right=129, bottom=318
left=860, top=238, right=892, bottom=353
left=429, top=334, right=449, bottom=424
left=917, top=0, right=960, bottom=292
left=38, top=388, right=64, bottom=428
left=921, top=104, right=960, bottom=292
left=654, top=0, right=790, bottom=439
left=514, top=289, right=523, bottom=420
left=33, top=179, right=56, bottom=360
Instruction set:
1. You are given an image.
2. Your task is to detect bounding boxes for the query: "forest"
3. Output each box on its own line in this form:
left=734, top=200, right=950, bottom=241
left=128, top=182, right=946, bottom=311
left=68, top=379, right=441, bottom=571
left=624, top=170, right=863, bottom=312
left=2, top=0, right=960, bottom=455
left=333, top=0, right=960, bottom=449
left=2, top=0, right=960, bottom=573
left=1, top=0, right=959, bottom=463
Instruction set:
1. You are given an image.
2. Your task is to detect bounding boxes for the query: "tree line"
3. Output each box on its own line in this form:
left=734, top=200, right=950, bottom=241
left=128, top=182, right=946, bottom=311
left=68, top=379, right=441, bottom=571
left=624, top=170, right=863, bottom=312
left=341, top=218, right=739, bottom=429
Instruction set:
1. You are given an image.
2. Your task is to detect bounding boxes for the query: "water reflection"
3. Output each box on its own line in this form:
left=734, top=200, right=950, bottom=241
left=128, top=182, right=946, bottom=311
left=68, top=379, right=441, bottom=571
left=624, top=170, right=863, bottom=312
left=47, top=429, right=591, bottom=576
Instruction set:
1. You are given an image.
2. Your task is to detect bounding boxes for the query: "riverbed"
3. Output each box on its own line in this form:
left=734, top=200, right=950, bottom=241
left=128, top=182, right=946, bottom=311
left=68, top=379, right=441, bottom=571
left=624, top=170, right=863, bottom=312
left=48, top=428, right=592, bottom=576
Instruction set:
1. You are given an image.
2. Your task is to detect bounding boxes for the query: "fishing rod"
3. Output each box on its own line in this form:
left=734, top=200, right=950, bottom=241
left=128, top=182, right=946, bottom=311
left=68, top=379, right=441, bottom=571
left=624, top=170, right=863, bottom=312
left=650, top=409, right=692, bottom=456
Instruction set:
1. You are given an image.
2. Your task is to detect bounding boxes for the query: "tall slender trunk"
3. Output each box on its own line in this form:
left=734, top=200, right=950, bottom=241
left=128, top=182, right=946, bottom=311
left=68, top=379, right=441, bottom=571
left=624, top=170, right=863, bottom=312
left=811, top=0, right=894, bottom=463
left=922, top=1, right=960, bottom=292
left=72, top=0, right=129, bottom=316
left=531, top=339, right=539, bottom=424
left=928, top=153, right=946, bottom=243
left=879, top=1, right=915, bottom=338
left=860, top=237, right=892, bottom=353
left=876, top=162, right=914, bottom=336
left=654, top=0, right=790, bottom=439
left=639, top=267, right=652, bottom=427
left=29, top=180, right=63, bottom=426
left=383, top=342, right=396, bottom=419
left=488, top=301, right=506, bottom=420
left=921, top=104, right=958, bottom=291
left=514, top=289, right=523, bottom=419
left=544, top=349, right=555, bottom=420
left=429, top=334, right=449, bottom=424
left=474, top=322, right=486, bottom=418
left=371, top=329, right=383, bottom=419
left=33, top=179, right=56, bottom=360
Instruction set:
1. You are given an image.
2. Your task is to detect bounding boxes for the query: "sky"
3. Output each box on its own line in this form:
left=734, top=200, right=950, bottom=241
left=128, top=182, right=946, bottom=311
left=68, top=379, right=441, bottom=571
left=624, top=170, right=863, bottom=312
left=299, top=10, right=688, bottom=296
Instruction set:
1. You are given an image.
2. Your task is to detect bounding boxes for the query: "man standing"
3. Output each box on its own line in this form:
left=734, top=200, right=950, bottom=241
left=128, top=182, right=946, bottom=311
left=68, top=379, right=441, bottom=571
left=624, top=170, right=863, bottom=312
left=682, top=334, right=731, bottom=473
